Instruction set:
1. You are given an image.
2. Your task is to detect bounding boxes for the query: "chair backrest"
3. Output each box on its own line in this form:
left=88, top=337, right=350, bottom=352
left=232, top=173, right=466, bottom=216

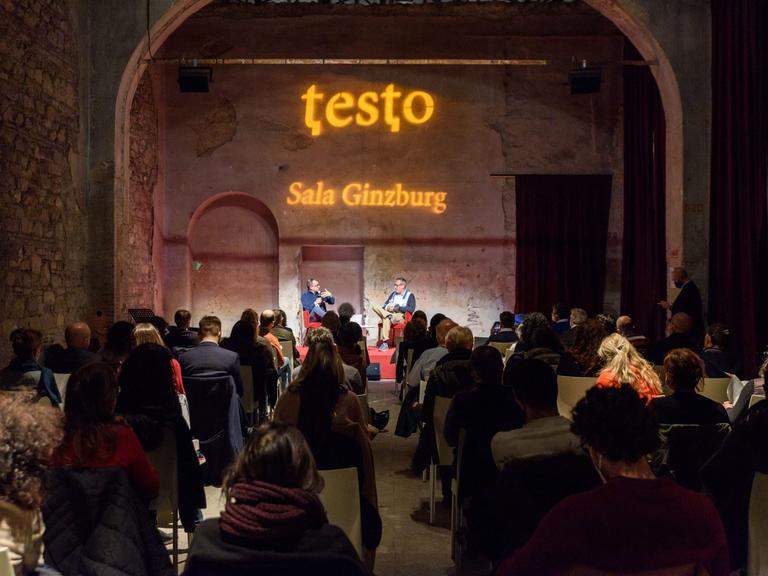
left=653, top=423, right=730, bottom=491
left=239, top=365, right=255, bottom=416
left=419, top=380, right=427, bottom=405
left=748, top=472, right=768, bottom=576
left=54, top=373, right=70, bottom=407
left=489, top=342, right=512, bottom=356
left=146, top=425, right=178, bottom=524
left=36, top=395, right=53, bottom=407
left=556, top=376, right=598, bottom=419
left=280, top=340, right=295, bottom=369
left=504, top=346, right=515, bottom=364
left=356, top=394, right=369, bottom=426
left=749, top=394, right=765, bottom=408
left=700, top=378, right=730, bottom=403
left=318, top=467, right=363, bottom=559
left=303, top=309, right=310, bottom=328
left=405, top=348, right=415, bottom=377
left=0, top=547, right=13, bottom=576
left=433, top=396, right=453, bottom=466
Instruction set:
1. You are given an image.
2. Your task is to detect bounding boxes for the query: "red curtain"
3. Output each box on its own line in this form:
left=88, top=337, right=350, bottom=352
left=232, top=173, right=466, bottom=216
left=709, top=0, right=768, bottom=377
left=620, top=41, right=667, bottom=342
left=515, top=175, right=612, bottom=316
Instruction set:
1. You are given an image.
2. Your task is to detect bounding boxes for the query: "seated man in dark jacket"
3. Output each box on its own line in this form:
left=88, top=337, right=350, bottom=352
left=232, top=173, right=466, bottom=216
left=488, top=311, right=518, bottom=344
left=165, top=309, right=199, bottom=352
left=44, top=321, right=100, bottom=374
left=179, top=316, right=243, bottom=396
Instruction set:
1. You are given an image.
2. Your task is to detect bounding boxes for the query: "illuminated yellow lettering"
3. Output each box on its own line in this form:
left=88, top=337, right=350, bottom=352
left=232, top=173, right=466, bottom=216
left=383, top=188, right=397, bottom=207
left=355, top=92, right=379, bottom=126
left=395, top=183, right=410, bottom=206
left=326, top=92, right=355, bottom=128
left=424, top=191, right=435, bottom=208
left=301, top=85, right=325, bottom=136
left=402, top=91, right=435, bottom=125
left=342, top=183, right=362, bottom=206
left=301, top=185, right=316, bottom=205
left=288, top=182, right=303, bottom=205
left=322, top=187, right=335, bottom=205
left=380, top=84, right=402, bottom=133
left=433, top=192, right=447, bottom=214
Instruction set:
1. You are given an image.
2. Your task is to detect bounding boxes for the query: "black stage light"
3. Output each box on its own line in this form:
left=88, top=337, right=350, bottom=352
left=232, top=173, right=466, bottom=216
left=178, top=66, right=213, bottom=93
left=569, top=63, right=602, bottom=95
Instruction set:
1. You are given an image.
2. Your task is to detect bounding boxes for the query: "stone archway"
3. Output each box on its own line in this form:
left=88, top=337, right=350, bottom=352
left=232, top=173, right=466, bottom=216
left=113, top=0, right=686, bottom=312
left=186, top=192, right=279, bottom=333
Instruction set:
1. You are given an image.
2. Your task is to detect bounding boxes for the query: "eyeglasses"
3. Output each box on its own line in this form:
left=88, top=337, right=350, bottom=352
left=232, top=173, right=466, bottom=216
left=394, top=283, right=405, bottom=287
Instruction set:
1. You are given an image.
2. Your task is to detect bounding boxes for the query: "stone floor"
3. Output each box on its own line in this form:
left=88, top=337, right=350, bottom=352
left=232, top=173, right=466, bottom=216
left=169, top=380, right=489, bottom=575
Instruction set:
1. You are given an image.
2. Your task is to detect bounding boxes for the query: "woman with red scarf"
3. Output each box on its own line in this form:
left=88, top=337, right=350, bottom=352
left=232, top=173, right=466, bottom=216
left=185, top=422, right=366, bottom=576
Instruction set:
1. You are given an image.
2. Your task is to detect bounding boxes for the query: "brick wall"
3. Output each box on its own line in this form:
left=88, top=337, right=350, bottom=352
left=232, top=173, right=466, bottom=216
left=115, top=71, right=158, bottom=317
left=0, top=0, right=87, bottom=364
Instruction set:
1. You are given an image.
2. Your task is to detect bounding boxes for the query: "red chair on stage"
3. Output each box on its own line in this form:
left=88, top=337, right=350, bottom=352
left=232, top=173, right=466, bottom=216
left=378, top=311, right=413, bottom=346
left=302, top=309, right=322, bottom=342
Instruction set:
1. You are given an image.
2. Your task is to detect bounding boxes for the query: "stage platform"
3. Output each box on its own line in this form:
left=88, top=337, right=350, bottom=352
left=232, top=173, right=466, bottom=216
left=296, top=345, right=397, bottom=380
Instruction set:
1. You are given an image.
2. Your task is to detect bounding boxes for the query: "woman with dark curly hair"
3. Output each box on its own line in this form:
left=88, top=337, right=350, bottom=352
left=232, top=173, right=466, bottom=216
left=566, top=318, right=607, bottom=376
left=0, top=394, right=63, bottom=573
left=51, top=362, right=159, bottom=501
left=497, top=384, right=729, bottom=576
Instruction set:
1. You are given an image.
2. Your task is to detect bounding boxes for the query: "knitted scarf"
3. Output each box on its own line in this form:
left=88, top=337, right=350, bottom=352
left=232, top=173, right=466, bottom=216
left=220, top=481, right=327, bottom=543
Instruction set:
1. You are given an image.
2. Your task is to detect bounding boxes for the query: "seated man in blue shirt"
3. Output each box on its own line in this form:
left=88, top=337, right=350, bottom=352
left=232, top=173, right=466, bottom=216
left=373, top=277, right=416, bottom=350
left=301, top=278, right=335, bottom=323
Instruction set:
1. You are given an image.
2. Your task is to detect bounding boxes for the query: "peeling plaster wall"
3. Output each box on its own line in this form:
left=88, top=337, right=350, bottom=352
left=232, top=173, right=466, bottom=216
left=156, top=7, right=624, bottom=335
left=0, top=0, right=88, bottom=364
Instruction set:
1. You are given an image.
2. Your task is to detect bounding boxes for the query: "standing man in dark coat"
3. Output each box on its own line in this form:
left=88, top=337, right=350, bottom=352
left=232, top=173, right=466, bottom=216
left=659, top=267, right=704, bottom=346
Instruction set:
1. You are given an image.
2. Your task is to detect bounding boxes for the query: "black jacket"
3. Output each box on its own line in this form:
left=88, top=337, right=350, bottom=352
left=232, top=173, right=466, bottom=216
left=44, top=345, right=100, bottom=374
left=43, top=467, right=173, bottom=576
left=647, top=332, right=699, bottom=366
left=166, top=327, right=199, bottom=352
left=179, top=342, right=243, bottom=397
left=671, top=280, right=704, bottom=340
left=184, top=519, right=366, bottom=576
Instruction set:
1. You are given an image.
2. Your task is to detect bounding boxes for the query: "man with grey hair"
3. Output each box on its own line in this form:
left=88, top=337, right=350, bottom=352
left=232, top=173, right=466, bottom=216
left=373, top=276, right=416, bottom=351
left=658, top=267, right=704, bottom=345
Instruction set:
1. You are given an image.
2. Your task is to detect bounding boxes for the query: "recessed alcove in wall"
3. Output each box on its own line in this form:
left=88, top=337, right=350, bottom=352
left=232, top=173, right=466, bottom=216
left=188, top=192, right=279, bottom=333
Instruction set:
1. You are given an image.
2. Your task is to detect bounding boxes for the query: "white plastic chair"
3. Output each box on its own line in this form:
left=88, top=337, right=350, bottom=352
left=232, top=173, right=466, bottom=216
left=749, top=394, right=766, bottom=409
left=557, top=376, right=598, bottom=420
left=700, top=378, right=730, bottom=404
left=146, top=426, right=180, bottom=573
left=0, top=547, right=12, bottom=576
left=54, top=373, right=70, bottom=407
left=430, top=395, right=453, bottom=524
left=357, top=393, right=369, bottom=426
left=319, top=467, right=363, bottom=559
left=280, top=340, right=295, bottom=370
left=749, top=472, right=768, bottom=576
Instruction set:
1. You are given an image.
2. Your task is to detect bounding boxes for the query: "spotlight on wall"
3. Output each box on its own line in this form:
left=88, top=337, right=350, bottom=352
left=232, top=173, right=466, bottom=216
left=568, top=60, right=602, bottom=95
left=178, top=66, right=213, bottom=93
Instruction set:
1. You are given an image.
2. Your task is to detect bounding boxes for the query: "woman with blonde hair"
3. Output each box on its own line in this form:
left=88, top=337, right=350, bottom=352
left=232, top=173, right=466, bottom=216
left=132, top=322, right=185, bottom=395
left=596, top=333, right=661, bottom=402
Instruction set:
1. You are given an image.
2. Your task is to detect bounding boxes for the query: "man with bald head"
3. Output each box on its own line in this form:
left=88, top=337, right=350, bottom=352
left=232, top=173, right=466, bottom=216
left=616, top=315, right=649, bottom=353
left=45, top=321, right=100, bottom=374
left=647, top=312, right=699, bottom=366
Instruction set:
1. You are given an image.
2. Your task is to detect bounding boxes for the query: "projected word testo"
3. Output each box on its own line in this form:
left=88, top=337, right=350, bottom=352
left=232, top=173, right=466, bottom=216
left=288, top=181, right=447, bottom=214
left=301, top=84, right=435, bottom=136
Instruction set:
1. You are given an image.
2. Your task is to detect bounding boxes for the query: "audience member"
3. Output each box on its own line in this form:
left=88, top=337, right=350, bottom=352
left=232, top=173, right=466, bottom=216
left=616, top=315, right=649, bottom=355
left=522, top=325, right=579, bottom=375
left=395, top=315, right=432, bottom=383
left=647, top=312, right=699, bottom=365
left=701, top=322, right=738, bottom=377
left=492, top=359, right=580, bottom=469
left=488, top=311, right=518, bottom=344
left=117, top=343, right=206, bottom=532
left=659, top=267, right=705, bottom=345
left=337, top=322, right=368, bottom=394
left=179, top=316, right=243, bottom=396
left=702, top=397, right=768, bottom=571
left=44, top=321, right=100, bottom=374
left=273, top=328, right=380, bottom=568
left=550, top=303, right=571, bottom=335
left=260, top=310, right=291, bottom=392
left=652, top=348, right=730, bottom=426
left=185, top=422, right=365, bottom=575
left=133, top=322, right=185, bottom=394
left=51, top=363, right=159, bottom=501
left=413, top=326, right=475, bottom=503
left=445, top=346, right=523, bottom=502
left=98, top=320, right=134, bottom=371
left=337, top=302, right=356, bottom=326
left=427, top=313, right=447, bottom=348
left=412, top=310, right=427, bottom=324
left=148, top=315, right=169, bottom=341
left=565, top=319, right=606, bottom=377
left=405, top=318, right=457, bottom=391
left=320, top=310, right=341, bottom=342
left=561, top=307, right=587, bottom=347
left=0, top=394, right=62, bottom=574
left=497, top=385, right=729, bottom=576
left=222, top=320, right=278, bottom=415
left=272, top=309, right=301, bottom=365
left=595, top=313, right=617, bottom=335
left=165, top=309, right=199, bottom=351
left=596, top=333, right=661, bottom=402
left=513, top=312, right=550, bottom=355
left=0, top=328, right=61, bottom=406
